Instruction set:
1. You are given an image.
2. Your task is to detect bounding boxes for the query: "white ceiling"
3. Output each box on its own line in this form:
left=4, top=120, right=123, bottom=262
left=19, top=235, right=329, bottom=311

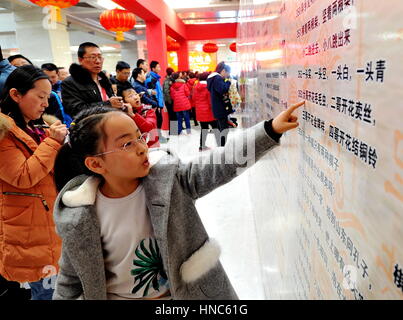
left=0, top=0, right=240, bottom=43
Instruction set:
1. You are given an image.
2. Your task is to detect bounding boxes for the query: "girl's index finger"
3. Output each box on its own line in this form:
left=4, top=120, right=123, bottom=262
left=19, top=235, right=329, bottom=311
left=287, top=101, right=305, bottom=115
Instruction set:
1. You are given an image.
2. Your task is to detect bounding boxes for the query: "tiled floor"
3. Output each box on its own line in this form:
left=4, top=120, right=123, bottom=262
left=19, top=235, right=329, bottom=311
left=163, top=124, right=265, bottom=299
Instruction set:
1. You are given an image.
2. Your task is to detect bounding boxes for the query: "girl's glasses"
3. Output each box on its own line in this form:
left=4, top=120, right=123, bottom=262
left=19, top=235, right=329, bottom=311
left=93, top=132, right=150, bottom=157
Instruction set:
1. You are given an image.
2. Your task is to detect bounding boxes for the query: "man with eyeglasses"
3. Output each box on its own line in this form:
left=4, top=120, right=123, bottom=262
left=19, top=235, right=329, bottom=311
left=110, top=61, right=132, bottom=93
left=62, top=42, right=124, bottom=117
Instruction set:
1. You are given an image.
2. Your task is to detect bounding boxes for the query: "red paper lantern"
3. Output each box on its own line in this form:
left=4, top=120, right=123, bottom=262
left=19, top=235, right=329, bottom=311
left=29, top=0, right=79, bottom=22
left=167, top=40, right=180, bottom=51
left=230, top=42, right=237, bottom=52
left=100, top=9, right=136, bottom=42
left=29, top=0, right=79, bottom=8
left=202, top=43, right=218, bottom=53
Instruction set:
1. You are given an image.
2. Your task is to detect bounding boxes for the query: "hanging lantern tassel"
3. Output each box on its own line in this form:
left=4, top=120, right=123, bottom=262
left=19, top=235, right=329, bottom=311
left=50, top=6, right=62, bottom=23
left=115, top=31, right=124, bottom=42
left=30, top=1, right=79, bottom=23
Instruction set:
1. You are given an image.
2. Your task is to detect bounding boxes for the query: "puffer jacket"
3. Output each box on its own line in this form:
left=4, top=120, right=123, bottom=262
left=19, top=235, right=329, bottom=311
left=193, top=81, right=215, bottom=122
left=186, top=78, right=197, bottom=107
left=170, top=80, right=191, bottom=112
left=130, top=107, right=159, bottom=148
left=206, top=72, right=231, bottom=119
left=0, top=113, right=62, bottom=282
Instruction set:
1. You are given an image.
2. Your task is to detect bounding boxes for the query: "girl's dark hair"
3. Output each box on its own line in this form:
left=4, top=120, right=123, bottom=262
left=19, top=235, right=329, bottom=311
left=0, top=65, right=49, bottom=129
left=54, top=106, right=120, bottom=192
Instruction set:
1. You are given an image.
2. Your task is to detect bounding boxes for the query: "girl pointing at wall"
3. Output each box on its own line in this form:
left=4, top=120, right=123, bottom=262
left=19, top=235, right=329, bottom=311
left=52, top=101, right=304, bottom=300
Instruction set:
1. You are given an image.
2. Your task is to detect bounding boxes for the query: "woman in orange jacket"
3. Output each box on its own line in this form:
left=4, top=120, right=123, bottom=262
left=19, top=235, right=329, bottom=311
left=0, top=65, right=68, bottom=299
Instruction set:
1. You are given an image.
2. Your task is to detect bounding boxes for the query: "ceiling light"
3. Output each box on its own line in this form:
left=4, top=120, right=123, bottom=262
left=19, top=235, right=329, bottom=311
left=163, top=0, right=212, bottom=9
left=100, top=46, right=117, bottom=51
left=195, top=44, right=203, bottom=51
left=253, top=0, right=281, bottom=4
left=97, top=0, right=124, bottom=10
left=218, top=11, right=237, bottom=18
left=185, top=19, right=238, bottom=25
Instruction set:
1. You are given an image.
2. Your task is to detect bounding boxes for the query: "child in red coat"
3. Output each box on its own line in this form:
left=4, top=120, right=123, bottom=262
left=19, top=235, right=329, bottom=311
left=170, top=72, right=192, bottom=135
left=119, top=87, right=159, bottom=148
left=192, top=72, right=218, bottom=151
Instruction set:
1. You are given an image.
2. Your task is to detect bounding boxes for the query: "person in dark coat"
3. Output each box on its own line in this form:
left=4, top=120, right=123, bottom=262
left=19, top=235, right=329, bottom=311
left=110, top=61, right=132, bottom=93
left=207, top=61, right=232, bottom=146
left=163, top=67, right=177, bottom=134
left=41, top=63, right=66, bottom=122
left=131, top=67, right=158, bottom=109
left=61, top=42, right=123, bottom=117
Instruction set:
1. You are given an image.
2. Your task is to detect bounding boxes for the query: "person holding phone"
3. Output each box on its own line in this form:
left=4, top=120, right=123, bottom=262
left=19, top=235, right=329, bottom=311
left=131, top=68, right=159, bottom=109
left=61, top=42, right=123, bottom=117
left=0, top=65, right=68, bottom=299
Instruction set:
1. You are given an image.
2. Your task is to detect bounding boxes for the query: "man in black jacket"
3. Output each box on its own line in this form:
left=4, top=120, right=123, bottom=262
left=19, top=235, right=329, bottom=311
left=207, top=61, right=232, bottom=146
left=110, top=60, right=132, bottom=92
left=62, top=42, right=123, bottom=117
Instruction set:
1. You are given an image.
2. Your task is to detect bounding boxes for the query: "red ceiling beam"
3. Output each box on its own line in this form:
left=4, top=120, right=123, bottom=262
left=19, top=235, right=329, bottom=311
left=113, top=1, right=238, bottom=41
left=112, top=0, right=187, bottom=39
left=186, top=23, right=238, bottom=41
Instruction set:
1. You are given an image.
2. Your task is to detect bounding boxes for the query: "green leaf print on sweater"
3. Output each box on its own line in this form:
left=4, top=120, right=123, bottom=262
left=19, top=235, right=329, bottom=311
left=131, top=238, right=168, bottom=297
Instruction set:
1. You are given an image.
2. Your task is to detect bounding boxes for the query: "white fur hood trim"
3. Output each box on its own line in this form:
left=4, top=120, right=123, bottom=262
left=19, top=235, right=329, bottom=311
left=62, top=150, right=168, bottom=207
left=62, top=176, right=101, bottom=207
left=180, top=239, right=221, bottom=283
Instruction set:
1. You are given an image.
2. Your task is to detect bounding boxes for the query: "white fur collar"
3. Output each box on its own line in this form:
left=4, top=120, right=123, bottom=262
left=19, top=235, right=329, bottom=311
left=62, top=150, right=168, bottom=208
left=180, top=239, right=221, bottom=283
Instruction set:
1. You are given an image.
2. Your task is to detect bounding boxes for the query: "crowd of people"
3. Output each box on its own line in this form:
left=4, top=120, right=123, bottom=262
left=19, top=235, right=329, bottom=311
left=0, top=41, right=303, bottom=300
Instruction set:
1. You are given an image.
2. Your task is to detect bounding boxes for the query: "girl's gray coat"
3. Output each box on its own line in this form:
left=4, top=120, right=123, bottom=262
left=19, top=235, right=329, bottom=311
left=52, top=121, right=280, bottom=300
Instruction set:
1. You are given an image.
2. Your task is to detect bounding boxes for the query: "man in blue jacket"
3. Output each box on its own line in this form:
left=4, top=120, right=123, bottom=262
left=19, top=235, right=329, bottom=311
left=132, top=67, right=158, bottom=109
left=207, top=61, right=232, bottom=146
left=145, top=61, right=167, bottom=142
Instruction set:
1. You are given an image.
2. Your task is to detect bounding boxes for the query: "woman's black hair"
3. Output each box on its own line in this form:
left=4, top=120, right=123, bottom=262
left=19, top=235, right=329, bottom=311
left=54, top=106, right=121, bottom=192
left=0, top=65, right=49, bottom=129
